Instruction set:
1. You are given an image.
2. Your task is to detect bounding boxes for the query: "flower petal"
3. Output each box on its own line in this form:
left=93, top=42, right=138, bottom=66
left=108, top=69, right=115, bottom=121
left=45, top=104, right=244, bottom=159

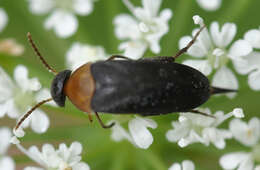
left=228, top=40, right=252, bottom=59
left=35, top=88, right=57, bottom=106
left=196, top=0, right=222, bottom=11
left=219, top=152, right=249, bottom=169
left=210, top=22, right=236, bottom=47
left=24, top=166, right=44, bottom=170
left=0, top=127, right=11, bottom=154
left=119, top=40, right=147, bottom=59
left=44, top=10, right=78, bottom=38
left=28, top=0, right=54, bottom=14
left=248, top=70, right=260, bottom=90
left=0, top=156, right=15, bottom=170
left=0, top=67, right=14, bottom=102
left=142, top=0, right=162, bottom=17
left=182, top=160, right=195, bottom=170
left=69, top=141, right=82, bottom=156
left=169, top=163, right=181, bottom=170
left=72, top=162, right=90, bottom=170
left=110, top=121, right=133, bottom=143
left=182, top=59, right=212, bottom=76
left=0, top=8, right=8, bottom=32
left=244, top=29, right=260, bottom=49
left=212, top=66, right=238, bottom=98
left=73, top=0, right=93, bottom=16
left=128, top=117, right=157, bottom=149
left=31, top=110, right=49, bottom=134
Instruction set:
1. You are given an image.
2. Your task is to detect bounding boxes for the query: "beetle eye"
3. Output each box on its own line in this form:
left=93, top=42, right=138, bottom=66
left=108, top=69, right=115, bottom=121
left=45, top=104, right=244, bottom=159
left=51, top=70, right=71, bottom=107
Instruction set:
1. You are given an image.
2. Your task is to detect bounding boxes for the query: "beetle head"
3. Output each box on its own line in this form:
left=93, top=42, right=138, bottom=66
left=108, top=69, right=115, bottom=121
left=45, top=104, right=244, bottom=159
left=51, top=70, right=72, bottom=107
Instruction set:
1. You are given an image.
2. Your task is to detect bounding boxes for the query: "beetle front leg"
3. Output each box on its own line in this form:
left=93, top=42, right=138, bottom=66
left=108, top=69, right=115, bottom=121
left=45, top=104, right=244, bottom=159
left=95, top=112, right=115, bottom=128
left=188, top=109, right=215, bottom=118
left=173, top=25, right=206, bottom=59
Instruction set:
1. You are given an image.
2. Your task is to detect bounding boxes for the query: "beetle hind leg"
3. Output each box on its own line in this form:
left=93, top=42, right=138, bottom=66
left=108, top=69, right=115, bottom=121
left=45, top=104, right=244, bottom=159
left=187, top=109, right=215, bottom=118
left=95, top=112, right=115, bottom=128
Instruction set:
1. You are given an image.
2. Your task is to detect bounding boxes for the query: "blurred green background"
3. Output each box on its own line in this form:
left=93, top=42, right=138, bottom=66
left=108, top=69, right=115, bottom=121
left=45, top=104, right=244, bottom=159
left=0, top=0, right=260, bottom=169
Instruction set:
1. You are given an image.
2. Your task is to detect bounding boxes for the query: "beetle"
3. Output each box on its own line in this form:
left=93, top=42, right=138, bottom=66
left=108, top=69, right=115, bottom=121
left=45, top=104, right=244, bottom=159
left=15, top=25, right=236, bottom=130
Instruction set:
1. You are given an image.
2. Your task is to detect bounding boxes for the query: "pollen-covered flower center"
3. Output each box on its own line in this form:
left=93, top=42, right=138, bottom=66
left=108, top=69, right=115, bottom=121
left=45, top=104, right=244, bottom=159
left=208, top=48, right=229, bottom=69
left=55, top=0, right=74, bottom=11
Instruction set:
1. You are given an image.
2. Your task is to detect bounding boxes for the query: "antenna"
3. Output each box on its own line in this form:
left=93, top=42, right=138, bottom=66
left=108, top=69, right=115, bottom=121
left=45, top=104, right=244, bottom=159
left=15, top=98, right=53, bottom=130
left=27, top=32, right=58, bottom=75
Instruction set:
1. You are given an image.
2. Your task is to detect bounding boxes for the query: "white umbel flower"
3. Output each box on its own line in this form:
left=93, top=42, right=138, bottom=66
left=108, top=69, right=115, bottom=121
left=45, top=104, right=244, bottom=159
left=169, top=160, right=195, bottom=170
left=114, top=0, right=172, bottom=59
left=0, top=65, right=50, bottom=134
left=28, top=0, right=95, bottom=38
left=220, top=117, right=260, bottom=170
left=179, top=16, right=252, bottom=98
left=0, top=127, right=15, bottom=170
left=0, top=8, right=8, bottom=32
left=111, top=116, right=157, bottom=149
left=233, top=27, right=260, bottom=90
left=15, top=141, right=90, bottom=170
left=166, top=108, right=244, bottom=149
left=66, top=42, right=108, bottom=71
left=196, top=0, right=222, bottom=11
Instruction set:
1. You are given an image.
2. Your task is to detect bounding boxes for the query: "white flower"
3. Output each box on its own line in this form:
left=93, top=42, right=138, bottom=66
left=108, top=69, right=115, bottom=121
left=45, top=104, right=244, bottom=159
left=15, top=141, right=90, bottom=170
left=169, top=160, right=195, bottom=170
left=179, top=16, right=252, bottom=98
left=166, top=108, right=244, bottom=149
left=28, top=0, right=95, bottom=38
left=114, top=0, right=172, bottom=59
left=0, top=8, right=8, bottom=32
left=0, top=127, right=15, bottom=170
left=196, top=0, right=222, bottom=11
left=0, top=65, right=50, bottom=134
left=0, top=39, right=24, bottom=56
left=66, top=42, right=108, bottom=71
left=233, top=27, right=260, bottom=90
left=111, top=116, right=157, bottom=149
left=220, top=117, right=260, bottom=170
left=230, top=117, right=260, bottom=147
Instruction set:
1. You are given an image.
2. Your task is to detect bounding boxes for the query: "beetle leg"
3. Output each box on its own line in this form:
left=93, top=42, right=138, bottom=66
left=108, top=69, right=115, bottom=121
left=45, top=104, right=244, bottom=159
left=94, top=112, right=115, bottom=128
left=107, top=55, right=132, bottom=61
left=188, top=109, right=215, bottom=118
left=88, top=112, right=93, bottom=123
left=173, top=25, right=206, bottom=59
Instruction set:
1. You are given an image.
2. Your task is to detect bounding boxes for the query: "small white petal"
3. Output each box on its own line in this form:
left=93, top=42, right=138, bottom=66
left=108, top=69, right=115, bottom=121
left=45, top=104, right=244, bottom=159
left=219, top=152, right=249, bottom=169
left=182, top=160, right=195, bottom=170
left=166, top=121, right=190, bottom=142
left=178, top=138, right=190, bottom=148
left=182, top=59, right=212, bottom=76
left=228, top=40, right=253, bottom=59
left=74, top=0, right=93, bottom=16
left=193, top=15, right=204, bottom=26
left=10, top=136, right=20, bottom=145
left=210, top=22, right=236, bottom=47
left=196, top=0, right=222, bottom=11
left=44, top=10, right=78, bottom=38
left=13, top=127, right=25, bottom=138
left=110, top=121, right=133, bottom=143
left=0, top=8, right=8, bottom=32
left=119, top=41, right=147, bottom=60
left=0, top=127, right=12, bottom=154
left=35, top=88, right=56, bottom=106
left=69, top=141, right=82, bottom=156
left=28, top=0, right=54, bottom=14
left=129, top=117, right=157, bottom=149
left=24, top=166, right=44, bottom=170
left=72, top=162, right=90, bottom=170
left=248, top=70, right=260, bottom=90
left=169, top=163, right=181, bottom=170
left=0, top=156, right=15, bottom=170
left=142, top=0, right=162, bottom=17
left=212, top=66, right=238, bottom=98
left=233, top=52, right=260, bottom=75
left=232, top=108, right=244, bottom=118
left=244, top=29, right=260, bottom=49
left=31, top=110, right=49, bottom=134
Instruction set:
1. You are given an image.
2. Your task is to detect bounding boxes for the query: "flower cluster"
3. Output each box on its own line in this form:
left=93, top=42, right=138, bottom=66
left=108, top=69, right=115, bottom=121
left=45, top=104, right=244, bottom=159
left=114, top=0, right=172, bottom=59
left=0, top=65, right=51, bottom=133
left=14, top=141, right=90, bottom=170
left=28, top=0, right=96, bottom=38
left=220, top=117, right=260, bottom=170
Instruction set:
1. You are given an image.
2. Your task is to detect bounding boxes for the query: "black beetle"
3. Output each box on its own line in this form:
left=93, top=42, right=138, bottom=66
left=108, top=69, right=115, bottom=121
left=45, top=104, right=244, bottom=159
left=15, top=25, right=236, bottom=130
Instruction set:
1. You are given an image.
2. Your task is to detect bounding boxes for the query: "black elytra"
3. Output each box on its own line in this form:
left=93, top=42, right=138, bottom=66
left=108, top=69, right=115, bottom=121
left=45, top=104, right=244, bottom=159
left=91, top=57, right=210, bottom=115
